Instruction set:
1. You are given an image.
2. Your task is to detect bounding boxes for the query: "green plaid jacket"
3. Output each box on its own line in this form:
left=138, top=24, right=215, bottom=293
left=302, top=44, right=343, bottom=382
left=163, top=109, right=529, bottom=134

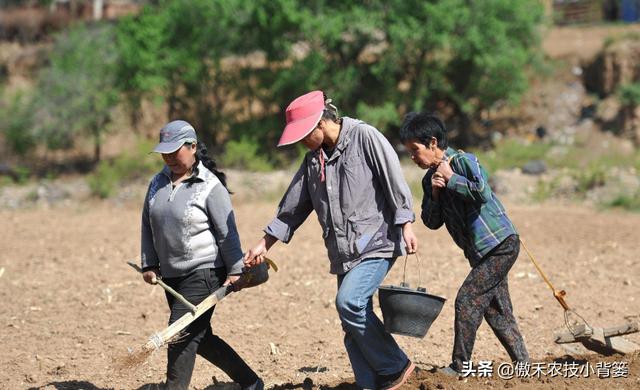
left=421, top=148, right=517, bottom=265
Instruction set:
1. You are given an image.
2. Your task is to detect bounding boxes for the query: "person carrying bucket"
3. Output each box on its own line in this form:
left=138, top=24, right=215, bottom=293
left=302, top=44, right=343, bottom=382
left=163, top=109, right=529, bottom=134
left=243, top=90, right=418, bottom=390
left=398, top=112, right=530, bottom=376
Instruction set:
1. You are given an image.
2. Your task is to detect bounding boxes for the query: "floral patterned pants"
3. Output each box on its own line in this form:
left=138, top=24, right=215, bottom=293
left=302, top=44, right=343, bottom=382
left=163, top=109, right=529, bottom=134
left=451, top=234, right=529, bottom=371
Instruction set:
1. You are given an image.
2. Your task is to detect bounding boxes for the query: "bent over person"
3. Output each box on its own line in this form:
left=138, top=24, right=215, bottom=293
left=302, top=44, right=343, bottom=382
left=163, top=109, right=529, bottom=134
left=140, top=120, right=263, bottom=390
left=399, top=112, right=529, bottom=375
left=244, top=90, right=418, bottom=390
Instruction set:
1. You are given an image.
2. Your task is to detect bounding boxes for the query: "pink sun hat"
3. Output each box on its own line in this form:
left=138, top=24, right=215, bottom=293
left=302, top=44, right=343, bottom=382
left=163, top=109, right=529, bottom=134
left=277, top=90, right=325, bottom=146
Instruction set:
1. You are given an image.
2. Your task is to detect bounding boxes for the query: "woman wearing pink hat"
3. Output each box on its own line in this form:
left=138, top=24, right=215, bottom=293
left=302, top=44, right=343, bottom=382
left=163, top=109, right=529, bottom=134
left=244, top=91, right=418, bottom=390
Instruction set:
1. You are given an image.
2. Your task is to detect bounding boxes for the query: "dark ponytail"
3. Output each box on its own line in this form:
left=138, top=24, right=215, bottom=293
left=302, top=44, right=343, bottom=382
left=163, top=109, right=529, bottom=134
left=322, top=93, right=341, bottom=123
left=194, top=143, right=231, bottom=193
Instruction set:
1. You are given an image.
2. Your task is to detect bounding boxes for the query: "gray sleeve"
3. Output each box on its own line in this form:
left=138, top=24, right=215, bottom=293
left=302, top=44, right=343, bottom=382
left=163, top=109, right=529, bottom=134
left=140, top=184, right=159, bottom=270
left=206, top=183, right=244, bottom=275
left=362, top=127, right=415, bottom=225
left=264, top=160, right=314, bottom=243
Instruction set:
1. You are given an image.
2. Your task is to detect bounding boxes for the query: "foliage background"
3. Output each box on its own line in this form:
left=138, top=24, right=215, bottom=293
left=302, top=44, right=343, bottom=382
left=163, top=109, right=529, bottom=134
left=1, top=0, right=546, bottom=167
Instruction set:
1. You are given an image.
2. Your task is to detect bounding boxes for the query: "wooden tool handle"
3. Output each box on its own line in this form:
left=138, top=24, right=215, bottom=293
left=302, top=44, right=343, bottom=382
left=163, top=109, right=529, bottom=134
left=127, top=261, right=196, bottom=312
left=554, top=290, right=570, bottom=311
left=144, top=284, right=234, bottom=350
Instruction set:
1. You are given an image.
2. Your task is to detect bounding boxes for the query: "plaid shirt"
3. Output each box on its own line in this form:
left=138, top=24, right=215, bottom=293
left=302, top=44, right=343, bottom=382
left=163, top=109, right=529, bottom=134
left=421, top=148, right=517, bottom=266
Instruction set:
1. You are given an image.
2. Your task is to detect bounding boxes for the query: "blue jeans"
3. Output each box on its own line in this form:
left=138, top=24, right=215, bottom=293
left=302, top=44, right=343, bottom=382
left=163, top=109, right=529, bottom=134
left=336, top=258, right=408, bottom=389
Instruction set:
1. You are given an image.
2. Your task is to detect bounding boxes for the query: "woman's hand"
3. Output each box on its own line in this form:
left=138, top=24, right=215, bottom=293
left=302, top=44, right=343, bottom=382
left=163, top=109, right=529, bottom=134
left=243, top=234, right=277, bottom=268
left=431, top=170, right=446, bottom=200
left=243, top=241, right=267, bottom=268
left=224, top=274, right=244, bottom=291
left=436, top=158, right=454, bottom=181
left=142, top=268, right=159, bottom=285
left=431, top=171, right=447, bottom=188
left=402, top=223, right=418, bottom=254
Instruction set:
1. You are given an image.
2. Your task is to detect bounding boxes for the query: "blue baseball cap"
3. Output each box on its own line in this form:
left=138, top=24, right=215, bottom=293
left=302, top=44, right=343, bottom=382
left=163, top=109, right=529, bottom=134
left=152, top=120, right=198, bottom=154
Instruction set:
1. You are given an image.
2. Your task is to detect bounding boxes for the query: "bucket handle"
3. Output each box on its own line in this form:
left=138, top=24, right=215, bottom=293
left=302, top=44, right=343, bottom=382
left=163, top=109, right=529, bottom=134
left=401, top=252, right=423, bottom=289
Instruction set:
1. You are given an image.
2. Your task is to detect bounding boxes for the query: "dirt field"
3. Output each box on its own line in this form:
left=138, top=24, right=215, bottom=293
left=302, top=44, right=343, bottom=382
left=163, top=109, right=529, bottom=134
left=1, top=194, right=639, bottom=390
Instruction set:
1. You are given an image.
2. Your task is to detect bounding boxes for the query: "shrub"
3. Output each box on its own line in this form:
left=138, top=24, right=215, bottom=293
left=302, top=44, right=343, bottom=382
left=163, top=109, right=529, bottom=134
left=605, top=192, right=640, bottom=212
left=35, top=23, right=120, bottom=162
left=572, top=164, right=607, bottom=195
left=13, top=166, right=31, bottom=184
left=87, top=163, right=119, bottom=199
left=618, top=82, right=640, bottom=107
left=87, top=139, right=163, bottom=198
left=116, top=0, right=545, bottom=161
left=222, top=139, right=273, bottom=172
left=532, top=177, right=560, bottom=203
left=0, top=90, right=37, bottom=157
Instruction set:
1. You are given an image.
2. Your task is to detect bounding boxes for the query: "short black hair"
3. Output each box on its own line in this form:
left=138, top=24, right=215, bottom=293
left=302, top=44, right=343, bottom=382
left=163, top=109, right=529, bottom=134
left=399, top=112, right=448, bottom=150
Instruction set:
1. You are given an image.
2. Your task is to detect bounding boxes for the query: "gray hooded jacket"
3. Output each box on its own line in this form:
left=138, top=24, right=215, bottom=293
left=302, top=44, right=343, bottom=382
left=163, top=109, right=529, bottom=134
left=265, top=117, right=415, bottom=274
left=141, top=161, right=244, bottom=278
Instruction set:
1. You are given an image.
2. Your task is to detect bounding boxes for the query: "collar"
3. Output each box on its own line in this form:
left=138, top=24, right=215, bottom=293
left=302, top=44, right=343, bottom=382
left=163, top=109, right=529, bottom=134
left=161, top=160, right=207, bottom=182
left=335, top=117, right=354, bottom=153
left=444, top=147, right=460, bottom=162
left=319, top=117, right=355, bottom=162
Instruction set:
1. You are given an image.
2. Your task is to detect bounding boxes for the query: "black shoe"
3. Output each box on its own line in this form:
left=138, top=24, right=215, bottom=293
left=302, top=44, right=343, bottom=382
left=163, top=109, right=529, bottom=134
left=378, top=360, right=416, bottom=390
left=242, top=378, right=264, bottom=390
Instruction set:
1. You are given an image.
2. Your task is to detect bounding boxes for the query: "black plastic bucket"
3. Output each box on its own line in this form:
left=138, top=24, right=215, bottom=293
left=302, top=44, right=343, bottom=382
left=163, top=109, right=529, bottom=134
left=378, top=283, right=446, bottom=338
left=378, top=253, right=446, bottom=338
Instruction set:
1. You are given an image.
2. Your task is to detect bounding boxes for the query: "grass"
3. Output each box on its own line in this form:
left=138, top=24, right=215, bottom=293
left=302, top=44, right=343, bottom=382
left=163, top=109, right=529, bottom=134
left=469, top=138, right=640, bottom=210
left=472, top=138, right=551, bottom=175
left=605, top=192, right=640, bottom=212
left=618, top=83, right=640, bottom=107
left=473, top=135, right=640, bottom=174
left=532, top=177, right=561, bottom=203
left=604, top=30, right=640, bottom=48
left=571, top=164, right=607, bottom=195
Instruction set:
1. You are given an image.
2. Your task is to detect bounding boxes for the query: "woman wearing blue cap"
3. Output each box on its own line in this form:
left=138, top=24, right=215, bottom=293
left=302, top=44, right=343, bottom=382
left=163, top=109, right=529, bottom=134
left=140, top=120, right=263, bottom=390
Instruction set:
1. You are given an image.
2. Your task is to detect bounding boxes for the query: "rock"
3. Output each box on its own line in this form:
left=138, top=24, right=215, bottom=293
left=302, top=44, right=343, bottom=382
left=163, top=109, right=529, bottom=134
left=33, top=182, right=70, bottom=205
left=521, top=160, right=547, bottom=175
left=626, top=105, right=640, bottom=145
left=535, top=126, right=547, bottom=139
left=580, top=104, right=596, bottom=121
left=584, top=37, right=640, bottom=97
left=572, top=66, right=583, bottom=76
left=596, top=96, right=622, bottom=124
left=488, top=175, right=507, bottom=194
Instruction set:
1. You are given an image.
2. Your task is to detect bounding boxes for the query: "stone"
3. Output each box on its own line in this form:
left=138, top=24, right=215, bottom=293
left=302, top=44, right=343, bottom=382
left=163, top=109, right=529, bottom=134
left=521, top=160, right=547, bottom=175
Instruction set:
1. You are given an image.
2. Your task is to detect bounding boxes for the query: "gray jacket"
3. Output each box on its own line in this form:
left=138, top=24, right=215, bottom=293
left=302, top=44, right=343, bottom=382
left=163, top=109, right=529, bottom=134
left=141, top=161, right=244, bottom=278
left=265, top=117, right=415, bottom=274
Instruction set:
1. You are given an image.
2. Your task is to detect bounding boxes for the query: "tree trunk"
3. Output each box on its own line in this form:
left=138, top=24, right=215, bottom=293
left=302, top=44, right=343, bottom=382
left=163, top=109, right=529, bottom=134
left=94, top=136, right=101, bottom=163
left=452, top=105, right=474, bottom=148
left=93, top=0, right=104, bottom=21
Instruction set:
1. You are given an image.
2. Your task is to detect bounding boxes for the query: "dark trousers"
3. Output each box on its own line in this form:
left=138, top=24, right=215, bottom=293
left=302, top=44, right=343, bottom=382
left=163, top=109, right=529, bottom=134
left=452, top=235, right=529, bottom=371
left=163, top=268, right=259, bottom=390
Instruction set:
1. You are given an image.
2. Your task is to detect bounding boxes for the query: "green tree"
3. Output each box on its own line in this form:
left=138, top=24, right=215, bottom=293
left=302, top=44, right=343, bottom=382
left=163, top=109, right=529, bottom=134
left=0, top=89, right=37, bottom=156
left=35, top=23, right=120, bottom=162
left=269, top=0, right=545, bottom=143
left=116, top=0, right=299, bottom=146
left=114, top=0, right=545, bottom=164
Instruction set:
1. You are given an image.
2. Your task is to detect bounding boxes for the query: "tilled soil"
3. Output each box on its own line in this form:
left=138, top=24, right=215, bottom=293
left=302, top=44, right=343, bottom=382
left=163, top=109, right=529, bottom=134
left=1, top=200, right=639, bottom=390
